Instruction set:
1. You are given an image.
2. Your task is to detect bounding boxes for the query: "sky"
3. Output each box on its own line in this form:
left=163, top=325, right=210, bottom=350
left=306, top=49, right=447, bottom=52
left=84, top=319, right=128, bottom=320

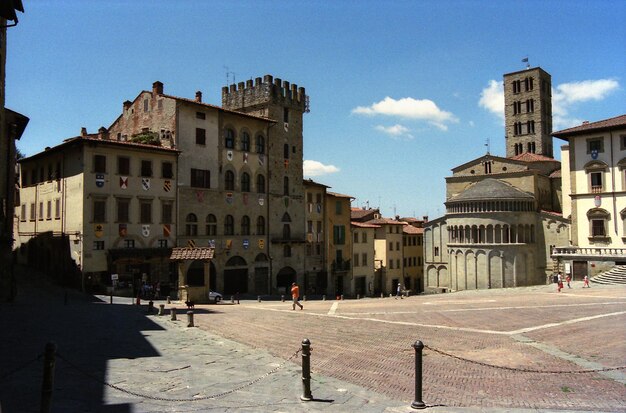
left=7, top=0, right=625, bottom=219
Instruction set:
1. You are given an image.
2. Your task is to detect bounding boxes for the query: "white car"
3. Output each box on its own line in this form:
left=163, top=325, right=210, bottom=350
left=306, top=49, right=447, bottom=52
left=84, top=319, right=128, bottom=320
left=208, top=290, right=222, bottom=303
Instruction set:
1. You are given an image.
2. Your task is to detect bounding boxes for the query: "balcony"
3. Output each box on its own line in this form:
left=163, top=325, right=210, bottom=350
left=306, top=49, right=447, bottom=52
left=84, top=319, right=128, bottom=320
left=331, top=259, right=351, bottom=273
left=551, top=247, right=626, bottom=260
left=591, top=185, right=603, bottom=194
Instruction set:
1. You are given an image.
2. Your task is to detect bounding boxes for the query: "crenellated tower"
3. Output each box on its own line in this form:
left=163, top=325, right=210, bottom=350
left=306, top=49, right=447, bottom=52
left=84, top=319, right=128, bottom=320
left=222, top=75, right=308, bottom=290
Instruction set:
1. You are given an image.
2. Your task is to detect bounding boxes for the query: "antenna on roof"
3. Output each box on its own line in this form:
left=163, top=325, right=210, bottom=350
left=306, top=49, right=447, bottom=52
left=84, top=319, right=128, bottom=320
left=224, top=66, right=236, bottom=85
left=485, top=138, right=490, bottom=154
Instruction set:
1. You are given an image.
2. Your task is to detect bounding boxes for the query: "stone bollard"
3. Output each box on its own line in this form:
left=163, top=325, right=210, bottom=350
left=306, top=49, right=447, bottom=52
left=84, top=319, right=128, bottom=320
left=357, top=294, right=360, bottom=300
left=341, top=294, right=344, bottom=300
left=303, top=295, right=307, bottom=302
left=323, top=295, right=326, bottom=301
left=231, top=295, right=234, bottom=304
left=167, top=296, right=171, bottom=304
left=171, top=307, right=177, bottom=321
left=411, top=341, right=426, bottom=409
left=187, top=311, right=194, bottom=327
left=147, top=300, right=154, bottom=313
left=281, top=294, right=285, bottom=302
left=389, top=293, right=393, bottom=298
left=257, top=296, right=261, bottom=302
left=158, top=304, right=165, bottom=316
left=40, top=342, right=57, bottom=413
left=300, top=339, right=313, bottom=401
left=381, top=292, right=384, bottom=298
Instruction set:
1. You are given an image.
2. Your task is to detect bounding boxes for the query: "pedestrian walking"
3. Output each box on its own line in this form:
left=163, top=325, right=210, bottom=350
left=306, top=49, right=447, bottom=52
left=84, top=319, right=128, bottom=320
left=566, top=274, right=571, bottom=288
left=583, top=275, right=590, bottom=288
left=395, top=283, right=403, bottom=299
left=291, top=282, right=303, bottom=310
left=557, top=272, right=563, bottom=293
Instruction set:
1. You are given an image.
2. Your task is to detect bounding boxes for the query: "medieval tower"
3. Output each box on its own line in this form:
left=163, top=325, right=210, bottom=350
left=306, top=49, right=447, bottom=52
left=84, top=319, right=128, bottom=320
left=222, top=75, right=308, bottom=292
left=504, top=67, right=553, bottom=158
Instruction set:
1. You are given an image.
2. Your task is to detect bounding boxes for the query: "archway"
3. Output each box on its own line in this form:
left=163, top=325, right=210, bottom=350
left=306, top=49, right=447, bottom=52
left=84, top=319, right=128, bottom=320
left=276, top=266, right=296, bottom=295
left=224, top=256, right=248, bottom=295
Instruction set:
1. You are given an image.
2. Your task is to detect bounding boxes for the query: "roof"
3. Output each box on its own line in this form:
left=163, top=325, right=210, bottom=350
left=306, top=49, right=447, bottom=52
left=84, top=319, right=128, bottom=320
left=403, top=225, right=424, bottom=235
left=351, top=221, right=380, bottom=228
left=351, top=208, right=379, bottom=220
left=170, top=247, right=214, bottom=261
left=509, top=152, right=556, bottom=162
left=161, top=93, right=276, bottom=123
left=552, top=114, right=626, bottom=139
left=448, top=178, right=534, bottom=202
left=451, top=153, right=528, bottom=173
left=549, top=169, right=561, bottom=178
left=327, top=191, right=354, bottom=199
left=365, top=218, right=406, bottom=226
left=303, top=179, right=330, bottom=189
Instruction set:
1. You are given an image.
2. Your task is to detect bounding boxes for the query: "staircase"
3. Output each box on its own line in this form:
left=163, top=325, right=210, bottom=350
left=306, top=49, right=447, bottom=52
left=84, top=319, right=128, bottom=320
left=591, top=265, right=626, bottom=285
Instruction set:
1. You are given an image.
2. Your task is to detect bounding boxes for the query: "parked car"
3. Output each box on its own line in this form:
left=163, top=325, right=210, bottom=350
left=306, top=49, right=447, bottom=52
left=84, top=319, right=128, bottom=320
left=208, top=290, right=222, bottom=303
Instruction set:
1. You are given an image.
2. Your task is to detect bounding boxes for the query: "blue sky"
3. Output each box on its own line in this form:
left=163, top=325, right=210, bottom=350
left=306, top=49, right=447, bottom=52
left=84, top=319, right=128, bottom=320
left=7, top=0, right=625, bottom=219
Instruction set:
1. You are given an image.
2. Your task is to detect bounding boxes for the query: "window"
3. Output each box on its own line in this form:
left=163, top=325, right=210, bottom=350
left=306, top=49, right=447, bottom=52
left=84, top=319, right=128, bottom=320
left=117, top=157, right=130, bottom=175
left=257, top=174, right=265, bottom=193
left=513, top=101, right=521, bottom=115
left=256, top=135, right=265, bottom=154
left=283, top=177, right=289, bottom=195
left=512, top=80, right=521, bottom=94
left=20, top=204, right=26, bottom=222
left=283, top=107, right=289, bottom=123
left=94, top=155, right=106, bottom=173
left=390, top=242, right=394, bottom=251
left=527, top=120, right=535, bottom=134
left=241, top=132, right=250, bottom=152
left=335, top=200, right=342, bottom=215
left=196, top=128, right=206, bottom=145
left=158, top=239, right=168, bottom=248
left=284, top=144, right=289, bottom=159
left=46, top=200, right=52, bottom=220
left=143, top=99, right=149, bottom=112
left=241, top=215, right=250, bottom=235
left=225, top=170, right=235, bottom=191
left=333, top=225, right=346, bottom=244
left=591, top=219, right=606, bottom=237
left=206, top=214, right=217, bottom=235
left=362, top=232, right=367, bottom=243
left=434, top=247, right=439, bottom=256
left=362, top=253, right=367, bottom=266
left=162, top=202, right=173, bottom=224
left=257, top=216, right=265, bottom=235
left=117, top=198, right=130, bottom=223
left=93, top=241, right=105, bottom=250
left=124, top=239, right=135, bottom=248
left=283, top=224, right=291, bottom=240
left=587, top=138, right=604, bottom=154
left=241, top=172, right=250, bottom=192
left=590, top=171, right=603, bottom=193
left=621, top=135, right=626, bottom=151
left=353, top=254, right=359, bottom=267
left=526, top=99, right=534, bottom=113
left=186, top=213, right=198, bottom=236
left=141, top=160, right=152, bottom=177
left=225, top=128, right=235, bottom=149
left=353, top=232, right=359, bottom=243
left=140, top=200, right=152, bottom=223
left=524, top=76, right=534, bottom=91
left=93, top=199, right=106, bottom=222
left=389, top=259, right=394, bottom=269
left=224, top=215, right=234, bottom=235
left=162, top=162, right=173, bottom=179
left=196, top=111, right=206, bottom=120
left=190, top=168, right=210, bottom=188
left=29, top=203, right=35, bottom=221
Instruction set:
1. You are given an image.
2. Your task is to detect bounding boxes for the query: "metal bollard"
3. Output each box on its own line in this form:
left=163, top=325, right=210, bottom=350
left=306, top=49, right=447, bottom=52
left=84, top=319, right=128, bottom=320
left=187, top=311, right=194, bottom=327
left=167, top=296, right=171, bottom=304
left=322, top=295, right=326, bottom=301
left=381, top=292, right=384, bottom=298
left=411, top=341, right=426, bottom=409
left=231, top=295, right=234, bottom=304
left=281, top=294, right=285, bottom=302
left=357, top=294, right=360, bottom=300
left=171, top=307, right=177, bottom=321
left=303, top=295, right=307, bottom=302
left=40, top=342, right=57, bottom=413
left=341, top=294, right=344, bottom=300
left=300, top=339, right=313, bottom=401
left=158, top=304, right=165, bottom=316
left=148, top=300, right=154, bottom=313
left=257, top=296, right=261, bottom=302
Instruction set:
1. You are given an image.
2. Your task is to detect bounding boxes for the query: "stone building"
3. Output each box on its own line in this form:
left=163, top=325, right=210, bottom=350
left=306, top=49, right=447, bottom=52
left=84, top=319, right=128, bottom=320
left=326, top=191, right=354, bottom=296
left=15, top=132, right=179, bottom=294
left=351, top=221, right=377, bottom=297
left=402, top=220, right=424, bottom=293
left=303, top=179, right=329, bottom=295
left=423, top=66, right=569, bottom=292
left=0, top=2, right=27, bottom=302
left=552, top=114, right=626, bottom=277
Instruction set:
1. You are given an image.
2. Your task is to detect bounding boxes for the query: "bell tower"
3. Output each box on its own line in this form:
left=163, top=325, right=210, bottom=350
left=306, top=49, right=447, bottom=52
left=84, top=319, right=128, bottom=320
left=504, top=67, right=553, bottom=158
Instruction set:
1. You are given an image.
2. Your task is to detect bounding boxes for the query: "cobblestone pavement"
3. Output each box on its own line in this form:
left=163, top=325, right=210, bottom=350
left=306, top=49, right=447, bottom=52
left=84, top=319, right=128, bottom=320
left=191, top=282, right=626, bottom=412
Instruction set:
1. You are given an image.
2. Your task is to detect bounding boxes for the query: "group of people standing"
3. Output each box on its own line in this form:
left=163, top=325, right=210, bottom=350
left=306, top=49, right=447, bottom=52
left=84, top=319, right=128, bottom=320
left=555, top=272, right=590, bottom=292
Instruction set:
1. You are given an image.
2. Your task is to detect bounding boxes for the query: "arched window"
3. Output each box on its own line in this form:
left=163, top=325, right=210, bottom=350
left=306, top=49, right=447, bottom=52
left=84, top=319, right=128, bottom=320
left=241, top=215, right=250, bottom=235
left=186, top=213, right=198, bottom=236
left=224, top=128, right=235, bottom=149
left=205, top=214, right=217, bottom=236
left=283, top=176, right=289, bottom=195
left=284, top=144, right=289, bottom=159
left=256, top=216, right=265, bottom=235
left=241, top=172, right=250, bottom=192
left=256, top=174, right=265, bottom=193
left=256, top=134, right=265, bottom=154
left=241, top=131, right=250, bottom=152
left=283, top=224, right=291, bottom=240
left=587, top=208, right=610, bottom=238
left=281, top=212, right=291, bottom=222
left=224, top=215, right=234, bottom=235
left=225, top=170, right=235, bottom=191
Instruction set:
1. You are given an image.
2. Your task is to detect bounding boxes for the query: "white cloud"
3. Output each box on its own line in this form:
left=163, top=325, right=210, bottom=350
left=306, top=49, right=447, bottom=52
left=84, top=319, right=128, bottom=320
left=478, top=79, right=504, bottom=119
left=375, top=124, right=414, bottom=140
left=352, top=96, right=457, bottom=131
left=303, top=160, right=340, bottom=177
left=479, top=77, right=620, bottom=130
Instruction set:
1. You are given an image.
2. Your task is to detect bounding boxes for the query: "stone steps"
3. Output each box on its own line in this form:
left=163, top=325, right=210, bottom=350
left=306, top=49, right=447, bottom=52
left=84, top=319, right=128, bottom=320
left=591, top=265, right=626, bottom=285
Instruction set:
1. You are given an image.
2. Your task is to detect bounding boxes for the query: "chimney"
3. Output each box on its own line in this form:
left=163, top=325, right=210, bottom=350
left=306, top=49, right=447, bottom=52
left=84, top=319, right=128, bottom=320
left=195, top=91, right=202, bottom=102
left=423, top=215, right=428, bottom=223
left=152, top=81, right=163, bottom=96
left=582, top=120, right=590, bottom=125
left=98, top=127, right=109, bottom=140
left=123, top=100, right=132, bottom=111
left=80, top=127, right=87, bottom=136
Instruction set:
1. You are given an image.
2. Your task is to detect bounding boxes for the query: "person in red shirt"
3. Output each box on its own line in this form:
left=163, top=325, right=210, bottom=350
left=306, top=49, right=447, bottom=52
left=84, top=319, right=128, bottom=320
left=291, top=282, right=303, bottom=310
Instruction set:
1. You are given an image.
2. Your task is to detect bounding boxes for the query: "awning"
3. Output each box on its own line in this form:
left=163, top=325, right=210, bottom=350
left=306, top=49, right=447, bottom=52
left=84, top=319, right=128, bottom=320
left=170, top=247, right=214, bottom=261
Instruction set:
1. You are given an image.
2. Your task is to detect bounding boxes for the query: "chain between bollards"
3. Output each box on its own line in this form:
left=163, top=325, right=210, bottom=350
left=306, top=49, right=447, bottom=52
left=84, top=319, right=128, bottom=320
left=40, top=342, right=57, bottom=413
left=300, top=338, right=313, bottom=401
left=411, top=340, right=426, bottom=409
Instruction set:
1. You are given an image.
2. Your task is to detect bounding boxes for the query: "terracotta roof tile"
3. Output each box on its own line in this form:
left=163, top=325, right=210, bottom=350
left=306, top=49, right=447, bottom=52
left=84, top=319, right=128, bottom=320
left=170, top=247, right=214, bottom=260
left=351, top=221, right=380, bottom=228
left=553, top=114, right=626, bottom=138
left=403, top=225, right=423, bottom=234
left=509, top=152, right=556, bottom=162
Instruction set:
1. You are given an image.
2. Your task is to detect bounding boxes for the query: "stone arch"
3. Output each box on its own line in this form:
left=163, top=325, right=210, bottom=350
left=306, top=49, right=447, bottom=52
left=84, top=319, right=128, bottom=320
left=476, top=250, right=488, bottom=289
left=488, top=251, right=503, bottom=289
left=465, top=250, right=476, bottom=290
